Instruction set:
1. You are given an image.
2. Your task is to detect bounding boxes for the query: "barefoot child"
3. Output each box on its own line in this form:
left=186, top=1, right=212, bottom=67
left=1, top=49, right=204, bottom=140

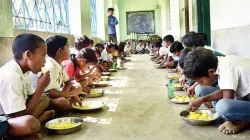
left=62, top=48, right=98, bottom=93
left=184, top=47, right=250, bottom=134
left=0, top=34, right=55, bottom=138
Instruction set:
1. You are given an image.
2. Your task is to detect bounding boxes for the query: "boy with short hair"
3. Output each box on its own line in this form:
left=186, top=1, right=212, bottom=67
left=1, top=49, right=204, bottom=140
left=163, top=41, right=183, bottom=68
left=101, top=42, right=115, bottom=65
left=30, top=35, right=82, bottom=111
left=0, top=33, right=54, bottom=138
left=156, top=35, right=174, bottom=67
left=184, top=47, right=250, bottom=135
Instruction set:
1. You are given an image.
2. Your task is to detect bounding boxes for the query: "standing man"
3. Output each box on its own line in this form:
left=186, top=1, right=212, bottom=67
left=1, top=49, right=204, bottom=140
left=108, top=8, right=118, bottom=45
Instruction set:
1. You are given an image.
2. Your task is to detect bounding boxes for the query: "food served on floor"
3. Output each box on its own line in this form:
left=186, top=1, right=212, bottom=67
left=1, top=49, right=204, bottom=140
left=47, top=122, right=81, bottom=129
left=171, top=95, right=196, bottom=102
left=187, top=112, right=217, bottom=121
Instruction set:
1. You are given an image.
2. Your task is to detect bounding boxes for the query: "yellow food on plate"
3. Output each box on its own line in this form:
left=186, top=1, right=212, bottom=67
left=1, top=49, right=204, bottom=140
left=174, top=84, right=183, bottom=88
left=47, top=122, right=81, bottom=129
left=187, top=112, right=211, bottom=120
left=90, top=89, right=99, bottom=94
left=172, top=96, right=196, bottom=102
left=166, top=74, right=181, bottom=80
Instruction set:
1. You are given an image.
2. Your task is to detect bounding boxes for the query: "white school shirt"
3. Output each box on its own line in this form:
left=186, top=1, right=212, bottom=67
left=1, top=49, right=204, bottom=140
left=0, top=60, right=35, bottom=115
left=216, top=55, right=250, bottom=99
left=159, top=46, right=168, bottom=56
left=136, top=45, right=143, bottom=51
left=124, top=45, right=132, bottom=52
left=168, top=52, right=179, bottom=61
left=101, top=49, right=113, bottom=62
left=30, top=57, right=70, bottom=93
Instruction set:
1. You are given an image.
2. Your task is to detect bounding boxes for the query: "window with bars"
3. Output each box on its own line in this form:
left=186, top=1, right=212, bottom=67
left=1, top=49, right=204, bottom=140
left=12, top=0, right=70, bottom=34
left=90, top=0, right=97, bottom=36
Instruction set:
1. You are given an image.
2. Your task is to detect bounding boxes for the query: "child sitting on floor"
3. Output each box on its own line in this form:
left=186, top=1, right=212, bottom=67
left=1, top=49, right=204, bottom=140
left=184, top=47, right=250, bottom=135
left=30, top=35, right=82, bottom=111
left=165, top=41, right=184, bottom=68
left=101, top=43, right=116, bottom=68
left=135, top=40, right=144, bottom=54
left=156, top=35, right=174, bottom=67
left=0, top=34, right=55, bottom=139
left=62, top=48, right=98, bottom=94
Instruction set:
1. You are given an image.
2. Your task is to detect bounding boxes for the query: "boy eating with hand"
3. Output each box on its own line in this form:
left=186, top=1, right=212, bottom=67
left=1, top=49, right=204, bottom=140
left=30, top=35, right=82, bottom=111
left=183, top=47, right=250, bottom=135
left=0, top=34, right=55, bottom=139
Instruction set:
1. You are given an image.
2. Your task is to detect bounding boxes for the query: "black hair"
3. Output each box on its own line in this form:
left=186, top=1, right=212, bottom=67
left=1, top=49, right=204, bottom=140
left=89, top=39, right=94, bottom=45
left=46, top=35, right=68, bottom=58
left=197, top=32, right=208, bottom=43
left=146, top=41, right=150, bottom=44
left=118, top=43, right=125, bottom=53
left=152, top=41, right=162, bottom=48
left=94, top=47, right=101, bottom=57
left=170, top=41, right=184, bottom=53
left=179, top=47, right=192, bottom=69
left=70, top=48, right=98, bottom=72
left=181, top=32, right=206, bottom=48
left=139, top=40, right=143, bottom=43
left=183, top=47, right=218, bottom=79
left=157, top=38, right=163, bottom=43
left=74, top=35, right=90, bottom=51
left=95, top=43, right=104, bottom=49
left=163, top=35, right=174, bottom=43
left=12, top=33, right=45, bottom=60
left=106, top=42, right=116, bottom=49
left=108, top=8, right=114, bottom=12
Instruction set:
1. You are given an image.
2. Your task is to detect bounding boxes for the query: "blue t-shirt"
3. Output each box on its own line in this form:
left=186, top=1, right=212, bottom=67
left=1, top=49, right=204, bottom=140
left=204, top=46, right=225, bottom=57
left=108, top=16, right=118, bottom=35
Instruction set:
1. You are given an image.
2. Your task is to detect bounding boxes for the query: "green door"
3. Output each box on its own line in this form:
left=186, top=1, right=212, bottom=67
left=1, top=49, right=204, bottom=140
left=197, top=0, right=211, bottom=46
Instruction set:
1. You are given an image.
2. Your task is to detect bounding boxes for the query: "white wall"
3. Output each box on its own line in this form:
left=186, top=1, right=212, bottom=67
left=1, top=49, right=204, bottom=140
left=210, top=0, right=250, bottom=58
left=210, top=0, right=250, bottom=31
left=169, top=0, right=181, bottom=40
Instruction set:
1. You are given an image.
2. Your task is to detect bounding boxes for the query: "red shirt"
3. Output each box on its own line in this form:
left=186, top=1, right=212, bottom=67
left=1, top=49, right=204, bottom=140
left=62, top=60, right=80, bottom=79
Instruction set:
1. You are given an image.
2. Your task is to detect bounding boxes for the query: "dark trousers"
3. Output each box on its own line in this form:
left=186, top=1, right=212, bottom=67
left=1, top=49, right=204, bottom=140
left=109, top=34, right=117, bottom=45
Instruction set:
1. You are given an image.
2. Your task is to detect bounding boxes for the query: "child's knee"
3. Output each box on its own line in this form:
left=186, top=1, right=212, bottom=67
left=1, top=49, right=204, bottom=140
left=23, top=115, right=41, bottom=133
left=216, top=99, right=232, bottom=117
left=56, top=97, right=70, bottom=110
left=194, top=85, right=203, bottom=97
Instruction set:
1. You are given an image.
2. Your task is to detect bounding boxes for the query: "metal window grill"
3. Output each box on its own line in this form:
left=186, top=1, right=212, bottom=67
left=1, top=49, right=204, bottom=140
left=12, top=0, right=70, bottom=34
left=90, top=0, right=97, bottom=36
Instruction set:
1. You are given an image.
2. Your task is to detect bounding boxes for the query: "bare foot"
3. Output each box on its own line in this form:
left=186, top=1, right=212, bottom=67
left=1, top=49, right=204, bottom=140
left=38, top=110, right=55, bottom=123
left=218, top=121, right=249, bottom=134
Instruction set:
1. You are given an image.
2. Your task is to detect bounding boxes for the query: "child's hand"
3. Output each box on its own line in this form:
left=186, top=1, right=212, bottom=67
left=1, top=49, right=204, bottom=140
left=186, top=86, right=195, bottom=97
left=37, top=72, right=50, bottom=90
left=187, top=98, right=203, bottom=112
left=179, top=75, right=186, bottom=86
left=71, top=96, right=82, bottom=106
left=71, top=85, right=82, bottom=96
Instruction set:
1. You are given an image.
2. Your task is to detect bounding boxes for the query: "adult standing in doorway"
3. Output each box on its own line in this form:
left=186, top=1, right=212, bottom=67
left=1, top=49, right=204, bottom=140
left=108, top=8, right=118, bottom=45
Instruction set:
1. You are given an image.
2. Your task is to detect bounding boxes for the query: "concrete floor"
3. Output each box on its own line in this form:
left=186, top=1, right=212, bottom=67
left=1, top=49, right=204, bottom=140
left=42, top=55, right=250, bottom=140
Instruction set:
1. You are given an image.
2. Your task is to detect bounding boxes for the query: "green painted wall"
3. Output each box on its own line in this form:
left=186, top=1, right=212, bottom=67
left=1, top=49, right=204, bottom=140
left=81, top=0, right=91, bottom=36
left=119, top=0, right=162, bottom=41
left=0, top=0, right=13, bottom=37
